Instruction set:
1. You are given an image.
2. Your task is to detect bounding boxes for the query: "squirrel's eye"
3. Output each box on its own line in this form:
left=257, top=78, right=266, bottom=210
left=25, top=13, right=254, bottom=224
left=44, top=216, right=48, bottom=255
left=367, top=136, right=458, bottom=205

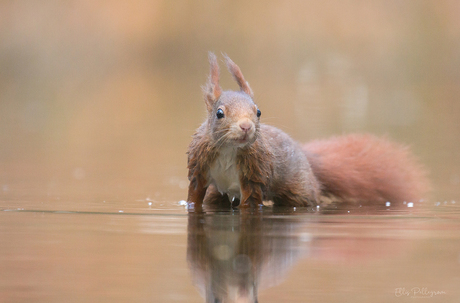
left=216, top=108, right=225, bottom=119
left=256, top=109, right=261, bottom=118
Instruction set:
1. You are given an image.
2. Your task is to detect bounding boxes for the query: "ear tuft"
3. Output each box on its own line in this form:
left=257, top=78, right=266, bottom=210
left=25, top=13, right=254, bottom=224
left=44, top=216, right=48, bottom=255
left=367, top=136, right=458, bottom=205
left=223, top=53, right=254, bottom=98
left=203, top=52, right=222, bottom=111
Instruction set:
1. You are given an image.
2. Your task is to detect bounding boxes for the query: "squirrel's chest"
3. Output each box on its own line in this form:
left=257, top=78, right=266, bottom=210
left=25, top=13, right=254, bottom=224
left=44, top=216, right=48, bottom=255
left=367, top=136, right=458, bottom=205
left=208, top=149, right=241, bottom=200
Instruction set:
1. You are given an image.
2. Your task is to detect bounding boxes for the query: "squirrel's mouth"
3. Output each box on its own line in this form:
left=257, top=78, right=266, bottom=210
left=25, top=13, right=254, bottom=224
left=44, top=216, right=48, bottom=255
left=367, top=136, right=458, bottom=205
left=234, top=133, right=253, bottom=145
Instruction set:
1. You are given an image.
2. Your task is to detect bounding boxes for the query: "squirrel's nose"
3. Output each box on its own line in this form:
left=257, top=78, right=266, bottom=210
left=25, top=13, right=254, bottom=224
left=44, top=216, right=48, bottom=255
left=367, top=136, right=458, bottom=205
left=239, top=122, right=252, bottom=133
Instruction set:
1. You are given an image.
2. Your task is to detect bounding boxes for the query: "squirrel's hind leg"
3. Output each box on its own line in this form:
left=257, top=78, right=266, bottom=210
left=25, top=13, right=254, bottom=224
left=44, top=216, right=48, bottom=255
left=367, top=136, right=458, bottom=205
left=203, top=184, right=232, bottom=208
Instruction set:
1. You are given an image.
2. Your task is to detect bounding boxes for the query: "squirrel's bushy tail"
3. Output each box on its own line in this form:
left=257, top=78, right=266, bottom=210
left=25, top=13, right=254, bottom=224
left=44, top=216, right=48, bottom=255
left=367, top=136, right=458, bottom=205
left=303, top=134, right=430, bottom=204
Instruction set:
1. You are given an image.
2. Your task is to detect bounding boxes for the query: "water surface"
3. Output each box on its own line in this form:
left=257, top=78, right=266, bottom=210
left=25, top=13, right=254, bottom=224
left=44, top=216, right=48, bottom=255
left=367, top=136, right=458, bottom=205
left=1, top=199, right=459, bottom=302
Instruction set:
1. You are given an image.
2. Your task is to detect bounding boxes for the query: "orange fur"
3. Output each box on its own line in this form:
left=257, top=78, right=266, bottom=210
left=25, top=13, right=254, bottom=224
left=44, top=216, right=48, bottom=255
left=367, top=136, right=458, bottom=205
left=203, top=52, right=222, bottom=112
left=224, top=54, right=254, bottom=97
left=187, top=53, right=429, bottom=208
left=303, top=134, right=429, bottom=204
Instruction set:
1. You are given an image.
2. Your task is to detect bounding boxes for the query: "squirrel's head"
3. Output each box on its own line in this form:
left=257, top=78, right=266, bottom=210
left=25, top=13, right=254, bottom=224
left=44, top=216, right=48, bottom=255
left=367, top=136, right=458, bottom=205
left=203, top=52, right=261, bottom=148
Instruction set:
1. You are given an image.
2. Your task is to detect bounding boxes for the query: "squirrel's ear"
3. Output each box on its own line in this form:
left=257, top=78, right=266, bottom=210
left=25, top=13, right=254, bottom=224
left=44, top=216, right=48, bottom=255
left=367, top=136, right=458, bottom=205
left=203, top=52, right=222, bottom=111
left=224, top=54, right=254, bottom=98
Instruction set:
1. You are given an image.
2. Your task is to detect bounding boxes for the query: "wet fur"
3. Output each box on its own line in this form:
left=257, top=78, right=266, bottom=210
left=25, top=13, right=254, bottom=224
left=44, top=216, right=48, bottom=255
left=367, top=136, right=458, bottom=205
left=187, top=53, right=429, bottom=208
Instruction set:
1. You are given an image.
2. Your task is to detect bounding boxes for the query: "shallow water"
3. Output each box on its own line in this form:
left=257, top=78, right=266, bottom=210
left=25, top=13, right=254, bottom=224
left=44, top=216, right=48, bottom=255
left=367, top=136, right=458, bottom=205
left=2, top=1, right=460, bottom=302
left=1, top=198, right=460, bottom=302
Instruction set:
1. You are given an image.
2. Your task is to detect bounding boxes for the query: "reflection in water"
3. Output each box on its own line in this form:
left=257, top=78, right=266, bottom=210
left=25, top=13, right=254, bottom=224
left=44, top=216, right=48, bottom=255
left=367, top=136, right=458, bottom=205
left=186, top=208, right=412, bottom=303
left=187, top=211, right=305, bottom=303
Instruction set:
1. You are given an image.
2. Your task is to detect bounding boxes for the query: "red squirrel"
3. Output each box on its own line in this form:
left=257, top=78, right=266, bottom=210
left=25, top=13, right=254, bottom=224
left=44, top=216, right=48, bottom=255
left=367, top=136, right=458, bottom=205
left=187, top=53, right=429, bottom=208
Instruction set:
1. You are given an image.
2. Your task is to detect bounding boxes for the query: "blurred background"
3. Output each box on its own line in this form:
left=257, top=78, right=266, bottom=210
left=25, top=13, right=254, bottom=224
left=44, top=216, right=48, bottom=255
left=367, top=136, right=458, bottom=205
left=2, top=3, right=460, bottom=302
left=1, top=0, right=460, bottom=204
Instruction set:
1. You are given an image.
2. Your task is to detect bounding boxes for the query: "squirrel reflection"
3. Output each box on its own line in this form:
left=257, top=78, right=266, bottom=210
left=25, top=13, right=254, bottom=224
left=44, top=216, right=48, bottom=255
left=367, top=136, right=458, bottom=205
left=186, top=203, right=411, bottom=303
left=187, top=209, right=306, bottom=303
